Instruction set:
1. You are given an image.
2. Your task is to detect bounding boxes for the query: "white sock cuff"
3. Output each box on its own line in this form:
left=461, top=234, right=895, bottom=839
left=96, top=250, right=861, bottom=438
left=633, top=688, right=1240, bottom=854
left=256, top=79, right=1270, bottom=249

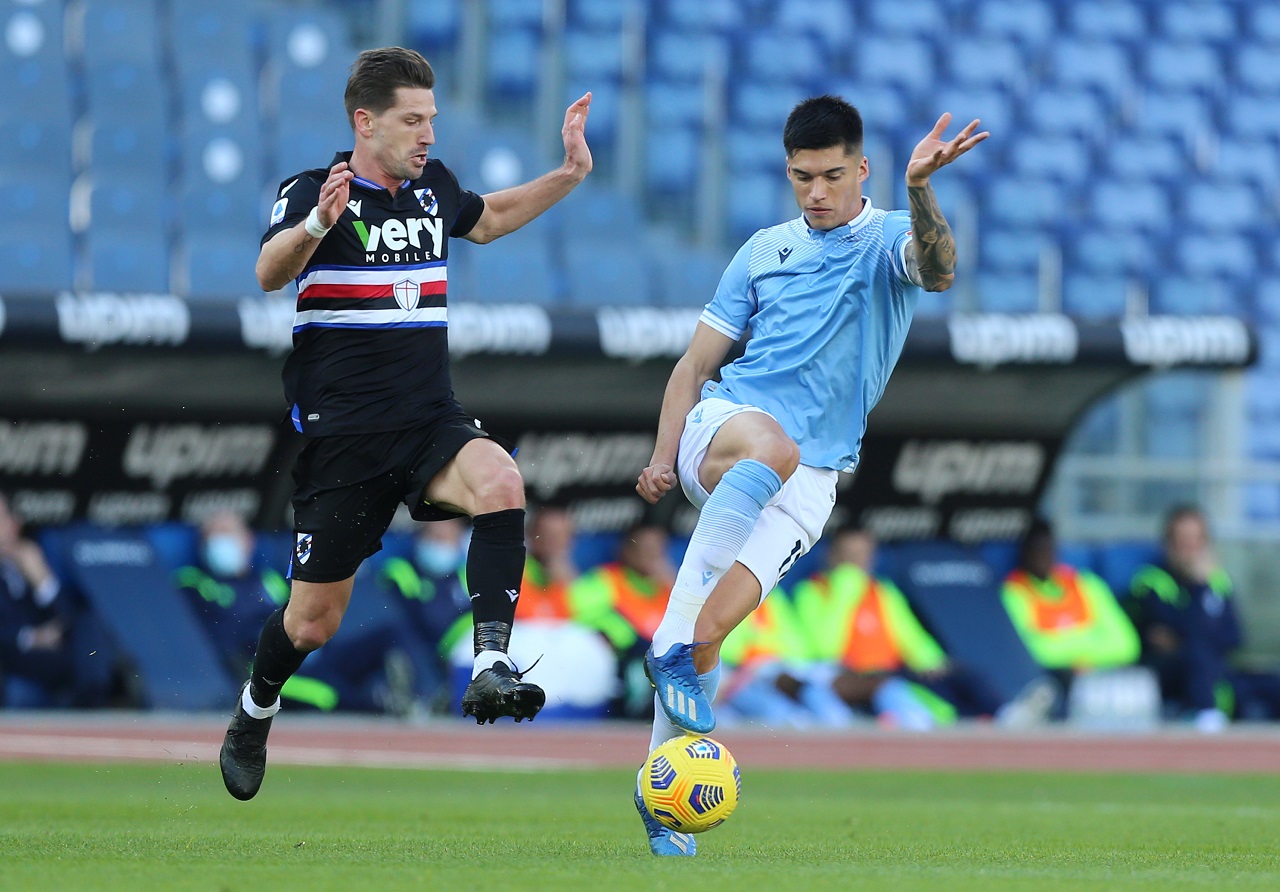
left=242, top=685, right=281, bottom=719
left=472, top=649, right=514, bottom=678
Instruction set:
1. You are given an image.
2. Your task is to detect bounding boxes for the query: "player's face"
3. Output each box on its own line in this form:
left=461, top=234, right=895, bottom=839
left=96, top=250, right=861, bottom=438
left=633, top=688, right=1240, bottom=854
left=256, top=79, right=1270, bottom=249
left=363, top=87, right=437, bottom=183
left=786, top=146, right=869, bottom=230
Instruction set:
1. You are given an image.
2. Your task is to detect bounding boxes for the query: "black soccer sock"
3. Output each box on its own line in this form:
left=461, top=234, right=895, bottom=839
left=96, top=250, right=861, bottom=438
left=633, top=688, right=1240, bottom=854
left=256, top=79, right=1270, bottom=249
left=249, top=606, right=310, bottom=708
left=467, top=508, right=526, bottom=653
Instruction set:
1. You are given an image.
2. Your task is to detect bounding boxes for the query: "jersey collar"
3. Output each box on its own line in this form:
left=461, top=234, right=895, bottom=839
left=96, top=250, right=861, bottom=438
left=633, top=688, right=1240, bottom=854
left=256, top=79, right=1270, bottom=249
left=329, top=151, right=412, bottom=194
left=804, top=196, right=873, bottom=238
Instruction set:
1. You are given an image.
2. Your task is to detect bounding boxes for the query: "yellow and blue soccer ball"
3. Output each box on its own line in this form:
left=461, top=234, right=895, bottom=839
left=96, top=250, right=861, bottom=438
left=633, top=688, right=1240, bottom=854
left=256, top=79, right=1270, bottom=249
left=640, top=735, right=740, bottom=833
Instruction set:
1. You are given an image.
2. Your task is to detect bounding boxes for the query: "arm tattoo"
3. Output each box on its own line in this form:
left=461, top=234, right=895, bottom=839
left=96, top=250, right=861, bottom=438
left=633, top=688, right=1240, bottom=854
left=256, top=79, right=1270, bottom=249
left=906, top=183, right=956, bottom=291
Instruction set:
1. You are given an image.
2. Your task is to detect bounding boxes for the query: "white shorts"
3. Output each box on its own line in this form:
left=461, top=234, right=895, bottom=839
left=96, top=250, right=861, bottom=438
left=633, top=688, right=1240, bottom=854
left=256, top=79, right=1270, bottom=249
left=676, top=397, right=838, bottom=597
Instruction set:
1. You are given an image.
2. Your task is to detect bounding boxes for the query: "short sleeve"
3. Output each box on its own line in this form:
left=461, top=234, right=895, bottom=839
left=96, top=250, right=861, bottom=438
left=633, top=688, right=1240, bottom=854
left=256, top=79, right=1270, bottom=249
left=260, top=174, right=322, bottom=245
left=438, top=162, right=485, bottom=238
left=699, top=237, right=755, bottom=339
left=882, top=209, right=917, bottom=285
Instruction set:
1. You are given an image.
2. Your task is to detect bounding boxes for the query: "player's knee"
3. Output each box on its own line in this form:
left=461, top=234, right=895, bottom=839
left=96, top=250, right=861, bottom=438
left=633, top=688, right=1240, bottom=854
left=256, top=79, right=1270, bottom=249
left=473, top=466, right=525, bottom=514
left=747, top=436, right=800, bottom=480
left=289, top=616, right=340, bottom=652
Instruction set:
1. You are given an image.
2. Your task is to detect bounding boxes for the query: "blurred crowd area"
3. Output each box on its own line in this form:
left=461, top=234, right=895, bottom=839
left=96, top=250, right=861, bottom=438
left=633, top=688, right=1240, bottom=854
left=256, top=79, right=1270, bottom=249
left=5, top=494, right=1278, bottom=734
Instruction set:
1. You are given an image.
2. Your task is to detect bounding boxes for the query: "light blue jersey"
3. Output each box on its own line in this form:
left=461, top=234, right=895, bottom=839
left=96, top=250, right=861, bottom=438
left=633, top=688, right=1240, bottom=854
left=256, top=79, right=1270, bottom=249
left=699, top=198, right=922, bottom=472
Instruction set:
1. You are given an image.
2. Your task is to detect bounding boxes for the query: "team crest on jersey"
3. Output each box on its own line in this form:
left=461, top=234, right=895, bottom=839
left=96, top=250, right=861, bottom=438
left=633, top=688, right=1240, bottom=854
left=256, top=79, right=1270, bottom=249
left=414, top=188, right=439, bottom=216
left=393, top=279, right=421, bottom=311
left=295, top=533, right=313, bottom=565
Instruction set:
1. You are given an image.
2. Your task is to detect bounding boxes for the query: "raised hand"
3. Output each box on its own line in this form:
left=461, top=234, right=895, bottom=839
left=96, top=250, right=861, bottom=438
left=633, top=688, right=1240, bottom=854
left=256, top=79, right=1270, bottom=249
left=905, top=113, right=988, bottom=187
left=316, top=161, right=355, bottom=228
left=562, top=92, right=593, bottom=181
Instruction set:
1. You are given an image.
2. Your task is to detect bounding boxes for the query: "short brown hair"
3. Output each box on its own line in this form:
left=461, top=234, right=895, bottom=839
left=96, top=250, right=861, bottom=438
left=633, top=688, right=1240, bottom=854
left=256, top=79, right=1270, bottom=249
left=344, top=47, right=435, bottom=128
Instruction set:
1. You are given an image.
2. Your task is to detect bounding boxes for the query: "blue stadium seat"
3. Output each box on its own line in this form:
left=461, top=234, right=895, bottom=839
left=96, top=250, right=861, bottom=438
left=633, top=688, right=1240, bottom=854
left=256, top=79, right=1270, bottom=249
left=645, top=125, right=701, bottom=195
left=89, top=119, right=168, bottom=177
left=1006, top=133, right=1092, bottom=183
left=83, top=60, right=168, bottom=119
left=657, top=0, right=741, bottom=32
left=0, top=56, right=71, bottom=117
left=1159, top=3, right=1238, bottom=43
left=741, top=31, right=824, bottom=84
left=0, top=223, right=74, bottom=293
left=1249, top=5, right=1280, bottom=43
left=489, top=0, right=543, bottom=28
left=1103, top=134, right=1187, bottom=183
left=78, top=0, right=162, bottom=67
left=486, top=27, right=540, bottom=101
left=407, top=0, right=461, bottom=48
left=1245, top=483, right=1280, bottom=522
left=464, top=230, right=560, bottom=304
left=827, top=83, right=910, bottom=132
left=982, top=176, right=1063, bottom=227
left=773, top=0, right=856, bottom=56
left=1174, top=234, right=1257, bottom=282
left=1143, top=41, right=1224, bottom=94
left=89, top=228, right=171, bottom=294
left=564, top=28, right=626, bottom=81
left=1062, top=273, right=1130, bottom=320
left=1181, top=180, right=1259, bottom=233
left=1254, top=282, right=1280, bottom=326
left=853, top=35, right=936, bottom=93
left=568, top=187, right=645, bottom=237
left=1233, top=44, right=1280, bottom=94
left=1089, top=179, right=1172, bottom=232
left=1, top=0, right=64, bottom=63
left=725, top=124, right=783, bottom=176
left=1068, top=0, right=1146, bottom=41
left=730, top=82, right=808, bottom=130
left=943, top=37, right=1027, bottom=89
left=648, top=32, right=728, bottom=82
left=567, top=0, right=630, bottom=30
left=1022, top=87, right=1110, bottom=141
left=268, top=119, right=351, bottom=187
left=645, top=79, right=706, bottom=129
left=726, top=171, right=790, bottom=245
left=564, top=238, right=653, bottom=306
left=651, top=237, right=727, bottom=308
left=975, top=271, right=1040, bottom=313
left=0, top=117, right=72, bottom=177
left=979, top=228, right=1050, bottom=273
left=0, top=174, right=69, bottom=232
left=1132, top=88, right=1214, bottom=141
left=935, top=86, right=1015, bottom=139
left=974, top=0, right=1057, bottom=45
left=1224, top=92, right=1280, bottom=142
left=185, top=233, right=263, bottom=300
left=1048, top=39, right=1135, bottom=97
left=1149, top=276, right=1236, bottom=316
left=867, top=0, right=948, bottom=35
left=1065, top=228, right=1152, bottom=276
left=168, top=0, right=254, bottom=76
left=179, top=175, right=261, bottom=237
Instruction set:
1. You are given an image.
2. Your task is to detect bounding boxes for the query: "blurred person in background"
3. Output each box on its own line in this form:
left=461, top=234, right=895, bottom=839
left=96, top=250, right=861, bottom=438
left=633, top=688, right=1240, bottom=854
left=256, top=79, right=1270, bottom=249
left=518, top=504, right=579, bottom=621
left=180, top=511, right=418, bottom=718
left=378, top=517, right=473, bottom=711
left=571, top=522, right=677, bottom=718
left=1002, top=517, right=1141, bottom=709
left=0, top=493, right=117, bottom=708
left=221, top=46, right=593, bottom=800
left=1129, top=505, right=1280, bottom=731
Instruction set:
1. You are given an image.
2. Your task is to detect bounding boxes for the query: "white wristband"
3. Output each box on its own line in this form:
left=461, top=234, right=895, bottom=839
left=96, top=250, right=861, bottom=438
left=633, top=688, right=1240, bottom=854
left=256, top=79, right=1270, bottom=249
left=304, top=206, right=331, bottom=239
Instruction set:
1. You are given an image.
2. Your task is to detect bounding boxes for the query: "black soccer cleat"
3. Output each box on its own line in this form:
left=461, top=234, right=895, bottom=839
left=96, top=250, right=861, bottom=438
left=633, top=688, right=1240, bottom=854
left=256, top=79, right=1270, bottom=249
left=461, top=663, right=546, bottom=724
left=219, top=689, right=274, bottom=801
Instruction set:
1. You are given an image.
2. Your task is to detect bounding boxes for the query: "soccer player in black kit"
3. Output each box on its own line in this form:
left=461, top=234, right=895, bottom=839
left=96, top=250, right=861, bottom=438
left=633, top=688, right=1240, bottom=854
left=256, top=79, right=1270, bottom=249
left=219, top=47, right=593, bottom=801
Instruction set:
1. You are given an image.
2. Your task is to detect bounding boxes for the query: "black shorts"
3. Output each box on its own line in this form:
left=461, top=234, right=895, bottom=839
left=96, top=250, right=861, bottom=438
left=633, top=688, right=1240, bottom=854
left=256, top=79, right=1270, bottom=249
left=289, top=404, right=489, bottom=583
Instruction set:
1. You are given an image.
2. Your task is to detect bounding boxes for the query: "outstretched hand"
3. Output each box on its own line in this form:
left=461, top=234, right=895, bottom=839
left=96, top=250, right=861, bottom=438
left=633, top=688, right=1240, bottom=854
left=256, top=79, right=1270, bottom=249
left=905, top=113, right=988, bottom=187
left=562, top=92, right=593, bottom=181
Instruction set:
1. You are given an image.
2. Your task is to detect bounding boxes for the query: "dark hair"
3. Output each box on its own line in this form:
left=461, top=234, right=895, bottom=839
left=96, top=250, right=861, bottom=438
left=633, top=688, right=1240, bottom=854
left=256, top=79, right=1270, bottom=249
left=1017, top=516, right=1054, bottom=563
left=783, top=95, right=863, bottom=158
left=344, top=47, right=435, bottom=128
left=1162, top=504, right=1206, bottom=543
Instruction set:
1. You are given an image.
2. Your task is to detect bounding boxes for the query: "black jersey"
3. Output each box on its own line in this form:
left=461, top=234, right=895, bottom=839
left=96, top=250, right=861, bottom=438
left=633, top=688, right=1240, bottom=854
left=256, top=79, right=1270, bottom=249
left=261, top=151, right=485, bottom=436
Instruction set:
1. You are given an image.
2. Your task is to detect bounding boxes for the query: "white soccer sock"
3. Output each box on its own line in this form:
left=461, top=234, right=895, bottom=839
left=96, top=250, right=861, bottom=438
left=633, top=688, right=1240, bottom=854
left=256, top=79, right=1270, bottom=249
left=242, top=684, right=280, bottom=719
left=472, top=649, right=515, bottom=678
left=650, top=536, right=728, bottom=655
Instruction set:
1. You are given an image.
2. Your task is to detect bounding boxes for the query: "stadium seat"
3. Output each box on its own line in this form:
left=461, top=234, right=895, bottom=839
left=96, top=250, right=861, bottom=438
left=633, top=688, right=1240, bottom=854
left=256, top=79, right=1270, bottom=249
left=979, top=228, right=1051, bottom=273
left=1068, top=0, right=1146, bottom=41
left=1005, top=133, right=1092, bottom=183
left=41, top=527, right=235, bottom=710
left=824, top=83, right=911, bottom=133
left=648, top=32, right=729, bottom=82
left=975, top=271, right=1041, bottom=313
left=1212, top=137, right=1280, bottom=192
left=563, top=238, right=653, bottom=306
left=656, top=0, right=741, bottom=33
left=1245, top=483, right=1280, bottom=522
left=725, top=124, right=784, bottom=176
left=888, top=540, right=1047, bottom=706
left=168, top=0, right=255, bottom=77
left=726, top=171, right=791, bottom=245
left=645, top=79, right=707, bottom=129
left=1149, top=275, right=1238, bottom=316
left=651, top=237, right=728, bottom=308
left=772, top=0, right=856, bottom=56
left=89, top=120, right=168, bottom=178
left=974, top=0, right=1058, bottom=46
left=0, top=56, right=71, bottom=119
left=1, top=0, right=64, bottom=63
left=76, top=0, right=162, bottom=67
left=1224, top=92, right=1280, bottom=142
left=83, top=60, right=168, bottom=120
left=1233, top=44, right=1280, bottom=95
left=464, top=229, right=560, bottom=304
left=89, top=228, right=171, bottom=294
left=867, top=0, right=948, bottom=35
left=1159, top=2, right=1238, bottom=43
left=1143, top=41, right=1225, bottom=94
left=1103, top=134, right=1187, bottom=183
left=486, top=26, right=540, bottom=102
left=730, top=82, right=809, bottom=130
left=0, top=174, right=69, bottom=233
left=942, top=37, right=1027, bottom=90
left=853, top=36, right=936, bottom=94
left=1089, top=179, right=1172, bottom=233
left=1022, top=87, right=1110, bottom=141
left=645, top=125, right=701, bottom=195
left=568, top=187, right=646, bottom=238
left=1062, top=272, right=1130, bottom=320
left=1174, top=233, right=1257, bottom=282
left=740, top=31, right=824, bottom=84
left=1065, top=227, right=1152, bottom=276
left=564, top=28, right=626, bottom=81
left=982, top=176, right=1064, bottom=227
left=0, top=116, right=71, bottom=178
left=1249, top=5, right=1280, bottom=43
left=407, top=0, right=462, bottom=48
left=935, top=86, right=1015, bottom=141
left=1132, top=88, right=1214, bottom=141
left=179, top=177, right=262, bottom=240
left=1048, top=38, right=1135, bottom=97
left=0, top=223, right=74, bottom=293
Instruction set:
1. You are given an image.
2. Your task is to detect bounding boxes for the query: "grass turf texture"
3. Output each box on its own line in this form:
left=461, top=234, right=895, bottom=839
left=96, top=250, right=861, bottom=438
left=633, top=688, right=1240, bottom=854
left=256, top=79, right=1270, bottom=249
left=2, top=762, right=1279, bottom=891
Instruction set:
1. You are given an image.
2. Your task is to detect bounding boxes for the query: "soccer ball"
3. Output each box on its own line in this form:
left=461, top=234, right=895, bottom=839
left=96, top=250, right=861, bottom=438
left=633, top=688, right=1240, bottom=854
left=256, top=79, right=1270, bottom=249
left=640, top=735, right=740, bottom=833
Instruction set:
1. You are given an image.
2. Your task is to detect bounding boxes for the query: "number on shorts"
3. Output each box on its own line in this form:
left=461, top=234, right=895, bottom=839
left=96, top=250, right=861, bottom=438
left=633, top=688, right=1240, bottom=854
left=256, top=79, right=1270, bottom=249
left=777, top=539, right=803, bottom=581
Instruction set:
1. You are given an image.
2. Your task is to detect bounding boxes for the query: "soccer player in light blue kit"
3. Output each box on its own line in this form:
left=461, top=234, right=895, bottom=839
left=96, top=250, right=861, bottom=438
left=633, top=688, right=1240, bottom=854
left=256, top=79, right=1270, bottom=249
left=633, top=96, right=987, bottom=856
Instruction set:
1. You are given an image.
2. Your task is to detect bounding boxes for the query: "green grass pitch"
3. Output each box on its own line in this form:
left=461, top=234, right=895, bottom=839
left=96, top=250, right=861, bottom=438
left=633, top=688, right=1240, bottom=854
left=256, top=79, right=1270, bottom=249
left=2, top=762, right=1279, bottom=891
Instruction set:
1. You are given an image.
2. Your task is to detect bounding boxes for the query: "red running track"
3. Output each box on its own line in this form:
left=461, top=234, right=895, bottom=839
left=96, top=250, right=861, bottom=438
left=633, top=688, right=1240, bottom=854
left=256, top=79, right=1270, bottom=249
left=2, top=714, right=1279, bottom=773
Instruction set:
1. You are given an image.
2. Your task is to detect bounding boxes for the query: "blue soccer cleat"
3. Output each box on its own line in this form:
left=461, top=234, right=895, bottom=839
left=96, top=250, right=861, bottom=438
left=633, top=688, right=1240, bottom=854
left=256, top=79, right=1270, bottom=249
left=635, top=786, right=697, bottom=857
left=645, top=642, right=715, bottom=733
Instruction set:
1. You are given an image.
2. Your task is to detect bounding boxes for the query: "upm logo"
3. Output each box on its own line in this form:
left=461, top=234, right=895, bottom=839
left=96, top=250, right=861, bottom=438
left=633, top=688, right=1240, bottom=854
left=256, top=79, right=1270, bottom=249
left=352, top=217, right=443, bottom=256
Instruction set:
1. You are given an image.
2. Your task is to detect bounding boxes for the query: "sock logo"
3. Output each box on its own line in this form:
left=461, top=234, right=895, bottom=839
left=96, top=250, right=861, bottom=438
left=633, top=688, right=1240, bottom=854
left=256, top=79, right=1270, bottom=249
left=506, top=588, right=519, bottom=602
left=295, top=533, right=313, bottom=564
left=700, top=571, right=715, bottom=586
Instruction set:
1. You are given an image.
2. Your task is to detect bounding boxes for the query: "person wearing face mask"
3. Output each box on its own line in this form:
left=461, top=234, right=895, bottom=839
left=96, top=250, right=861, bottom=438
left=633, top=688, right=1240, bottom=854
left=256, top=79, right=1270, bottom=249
left=1129, top=505, right=1280, bottom=731
left=177, top=511, right=417, bottom=717
left=378, top=518, right=473, bottom=709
